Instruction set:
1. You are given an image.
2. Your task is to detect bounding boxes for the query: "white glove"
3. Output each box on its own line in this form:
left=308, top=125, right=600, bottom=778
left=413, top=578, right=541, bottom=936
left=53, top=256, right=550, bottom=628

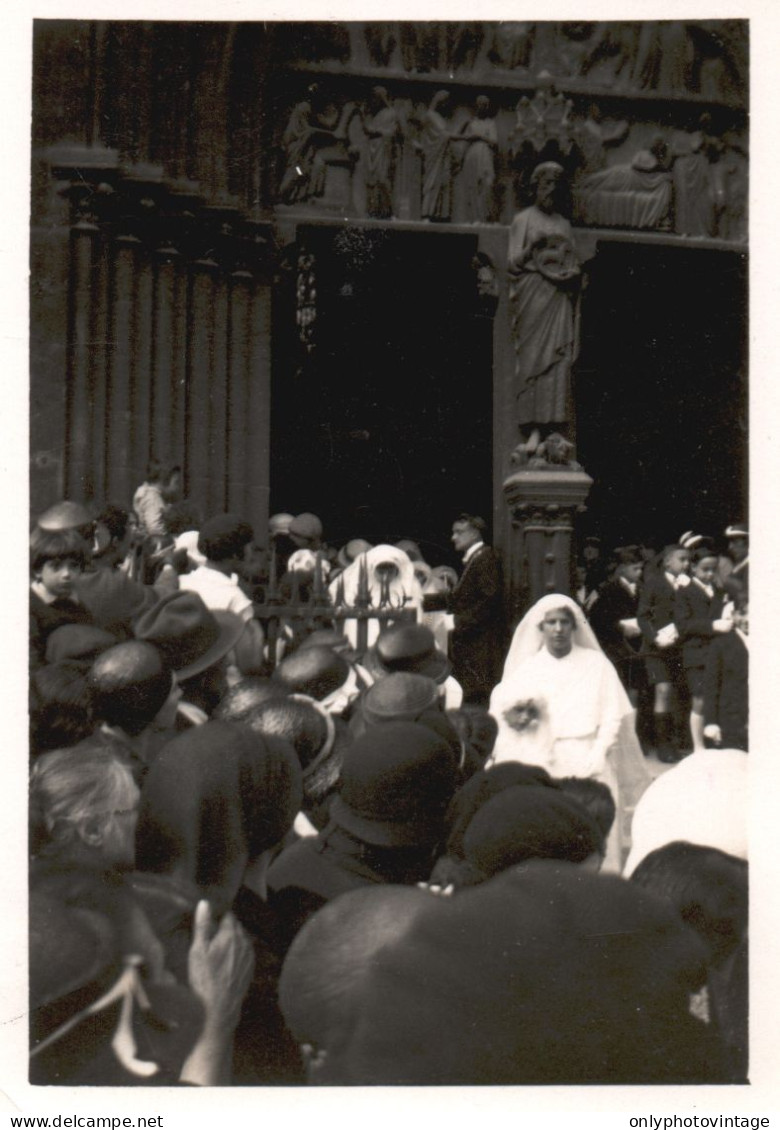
left=703, top=723, right=722, bottom=745
left=713, top=618, right=733, bottom=634
left=618, top=617, right=642, bottom=639
left=655, top=623, right=679, bottom=648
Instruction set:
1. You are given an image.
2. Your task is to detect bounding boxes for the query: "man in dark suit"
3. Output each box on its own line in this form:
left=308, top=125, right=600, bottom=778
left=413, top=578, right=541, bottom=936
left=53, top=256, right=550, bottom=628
left=424, top=514, right=504, bottom=706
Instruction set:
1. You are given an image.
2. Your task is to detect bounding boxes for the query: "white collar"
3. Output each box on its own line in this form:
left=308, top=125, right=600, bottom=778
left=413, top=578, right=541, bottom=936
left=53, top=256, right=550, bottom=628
left=463, top=541, right=485, bottom=564
left=665, top=571, right=687, bottom=590
left=31, top=579, right=80, bottom=605
left=619, top=576, right=637, bottom=597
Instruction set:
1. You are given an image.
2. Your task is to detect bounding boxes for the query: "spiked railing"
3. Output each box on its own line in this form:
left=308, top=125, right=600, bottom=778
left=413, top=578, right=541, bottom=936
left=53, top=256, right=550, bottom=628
left=253, top=546, right=416, bottom=666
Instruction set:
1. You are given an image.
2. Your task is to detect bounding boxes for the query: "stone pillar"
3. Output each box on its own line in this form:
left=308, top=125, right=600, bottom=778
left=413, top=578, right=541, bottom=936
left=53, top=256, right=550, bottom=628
left=502, top=466, right=593, bottom=625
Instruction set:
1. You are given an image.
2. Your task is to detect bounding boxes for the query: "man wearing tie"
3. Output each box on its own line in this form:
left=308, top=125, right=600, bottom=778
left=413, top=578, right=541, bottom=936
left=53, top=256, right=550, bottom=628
left=424, top=514, right=504, bottom=706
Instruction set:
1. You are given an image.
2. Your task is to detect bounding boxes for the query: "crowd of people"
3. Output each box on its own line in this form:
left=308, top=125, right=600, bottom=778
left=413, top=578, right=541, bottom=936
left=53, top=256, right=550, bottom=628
left=27, top=461, right=749, bottom=1086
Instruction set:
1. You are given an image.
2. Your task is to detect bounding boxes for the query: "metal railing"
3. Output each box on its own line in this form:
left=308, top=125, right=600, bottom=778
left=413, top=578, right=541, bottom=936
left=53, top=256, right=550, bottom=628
left=253, top=550, right=416, bottom=666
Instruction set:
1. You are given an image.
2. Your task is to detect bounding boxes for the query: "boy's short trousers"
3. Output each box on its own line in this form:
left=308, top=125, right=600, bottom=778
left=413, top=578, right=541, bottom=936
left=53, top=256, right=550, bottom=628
left=684, top=665, right=706, bottom=697
left=644, top=650, right=685, bottom=686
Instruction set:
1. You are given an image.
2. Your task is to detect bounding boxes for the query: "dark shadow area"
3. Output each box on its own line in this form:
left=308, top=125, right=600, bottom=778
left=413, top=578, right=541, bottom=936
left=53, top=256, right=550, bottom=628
left=272, top=227, right=494, bottom=565
left=575, top=241, right=748, bottom=550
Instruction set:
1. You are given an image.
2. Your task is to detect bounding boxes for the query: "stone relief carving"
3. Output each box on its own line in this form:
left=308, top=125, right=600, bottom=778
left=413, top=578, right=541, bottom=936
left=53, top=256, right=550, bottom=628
left=457, top=96, right=498, bottom=223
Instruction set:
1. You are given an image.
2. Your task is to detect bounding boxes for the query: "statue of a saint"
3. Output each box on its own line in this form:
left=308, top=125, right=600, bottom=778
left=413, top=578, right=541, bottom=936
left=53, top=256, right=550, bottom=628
left=508, top=162, right=581, bottom=448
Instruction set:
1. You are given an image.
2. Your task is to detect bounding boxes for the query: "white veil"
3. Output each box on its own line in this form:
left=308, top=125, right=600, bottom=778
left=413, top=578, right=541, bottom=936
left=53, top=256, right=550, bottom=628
left=502, top=593, right=602, bottom=679
left=494, top=593, right=651, bottom=867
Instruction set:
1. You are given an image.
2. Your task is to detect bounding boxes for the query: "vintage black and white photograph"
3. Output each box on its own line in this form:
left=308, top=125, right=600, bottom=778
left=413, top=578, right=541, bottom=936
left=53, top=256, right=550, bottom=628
left=20, top=11, right=759, bottom=1098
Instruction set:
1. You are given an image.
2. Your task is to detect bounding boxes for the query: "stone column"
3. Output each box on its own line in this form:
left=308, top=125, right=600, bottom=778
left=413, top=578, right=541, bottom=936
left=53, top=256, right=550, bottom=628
left=502, top=465, right=593, bottom=625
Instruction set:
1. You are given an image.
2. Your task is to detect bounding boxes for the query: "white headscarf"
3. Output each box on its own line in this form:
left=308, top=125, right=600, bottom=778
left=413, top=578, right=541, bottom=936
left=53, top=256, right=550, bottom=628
left=502, top=593, right=602, bottom=679
left=329, top=544, right=423, bottom=648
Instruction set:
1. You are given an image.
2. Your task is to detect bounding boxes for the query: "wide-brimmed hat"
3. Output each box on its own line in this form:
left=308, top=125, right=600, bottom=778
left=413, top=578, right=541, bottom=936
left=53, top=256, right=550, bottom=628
left=36, top=500, right=93, bottom=532
left=360, top=672, right=439, bottom=726
left=273, top=645, right=350, bottom=701
left=364, top=623, right=450, bottom=685
left=133, top=591, right=245, bottom=680
left=724, top=524, right=748, bottom=540
left=331, top=722, right=459, bottom=848
left=45, top=624, right=117, bottom=665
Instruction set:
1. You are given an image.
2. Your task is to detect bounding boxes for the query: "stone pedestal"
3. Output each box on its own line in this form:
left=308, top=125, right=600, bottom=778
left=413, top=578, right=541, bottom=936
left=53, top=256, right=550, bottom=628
left=503, top=467, right=593, bottom=624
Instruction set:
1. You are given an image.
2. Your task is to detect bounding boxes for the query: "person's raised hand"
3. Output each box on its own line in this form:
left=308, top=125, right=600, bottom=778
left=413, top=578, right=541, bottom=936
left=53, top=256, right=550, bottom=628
left=187, top=900, right=254, bottom=1035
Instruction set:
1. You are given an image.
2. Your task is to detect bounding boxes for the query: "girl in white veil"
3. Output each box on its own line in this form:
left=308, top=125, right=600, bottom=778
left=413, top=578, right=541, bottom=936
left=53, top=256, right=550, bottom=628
left=329, top=544, right=424, bottom=650
left=489, top=593, right=651, bottom=871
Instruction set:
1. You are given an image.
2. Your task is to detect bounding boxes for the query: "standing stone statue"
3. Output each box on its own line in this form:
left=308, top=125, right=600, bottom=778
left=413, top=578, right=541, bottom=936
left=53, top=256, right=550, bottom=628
left=417, top=90, right=458, bottom=222
left=458, top=96, right=498, bottom=223
left=507, top=162, right=581, bottom=451
left=361, top=86, right=403, bottom=219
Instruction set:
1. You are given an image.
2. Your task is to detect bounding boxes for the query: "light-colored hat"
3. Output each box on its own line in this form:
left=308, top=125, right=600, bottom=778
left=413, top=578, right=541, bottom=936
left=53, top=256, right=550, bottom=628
left=724, top=524, right=748, bottom=540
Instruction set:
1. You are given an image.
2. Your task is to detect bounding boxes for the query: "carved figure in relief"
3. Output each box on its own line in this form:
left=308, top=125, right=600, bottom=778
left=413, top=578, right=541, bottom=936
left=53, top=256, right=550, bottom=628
left=632, top=23, right=692, bottom=95
left=510, top=79, right=576, bottom=163
left=364, top=23, right=398, bottom=68
left=354, top=86, right=403, bottom=219
left=417, top=91, right=459, bottom=222
left=573, top=136, right=673, bottom=231
left=576, top=22, right=639, bottom=89
left=672, top=118, right=747, bottom=241
left=458, top=96, right=498, bottom=223
left=507, top=163, right=581, bottom=447
left=487, top=22, right=535, bottom=71
left=573, top=105, right=629, bottom=177
left=278, top=88, right=357, bottom=206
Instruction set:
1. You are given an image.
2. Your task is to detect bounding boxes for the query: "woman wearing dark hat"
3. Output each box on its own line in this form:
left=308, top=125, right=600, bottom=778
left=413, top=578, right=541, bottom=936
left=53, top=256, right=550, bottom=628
left=267, top=722, right=461, bottom=948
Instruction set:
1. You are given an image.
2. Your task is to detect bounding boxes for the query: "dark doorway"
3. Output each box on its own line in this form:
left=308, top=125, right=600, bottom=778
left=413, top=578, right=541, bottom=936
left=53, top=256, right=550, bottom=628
left=575, top=242, right=748, bottom=552
left=271, top=227, right=494, bottom=565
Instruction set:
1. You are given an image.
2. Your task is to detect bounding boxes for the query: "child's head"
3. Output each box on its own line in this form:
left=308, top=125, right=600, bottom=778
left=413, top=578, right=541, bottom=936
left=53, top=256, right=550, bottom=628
left=690, top=546, right=719, bottom=585
left=30, top=527, right=89, bottom=598
left=145, top=458, right=181, bottom=499
left=661, top=544, right=690, bottom=577
left=612, top=545, right=643, bottom=585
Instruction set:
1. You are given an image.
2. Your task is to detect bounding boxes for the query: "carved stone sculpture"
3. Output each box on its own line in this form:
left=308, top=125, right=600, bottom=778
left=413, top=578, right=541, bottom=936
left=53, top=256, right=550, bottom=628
left=507, top=163, right=582, bottom=446
left=278, top=87, right=357, bottom=208
left=576, top=22, right=639, bottom=89
left=358, top=87, right=403, bottom=219
left=487, top=22, right=535, bottom=71
left=417, top=91, right=458, bottom=222
left=364, top=23, right=398, bottom=68
left=458, top=96, right=498, bottom=223
left=510, top=79, right=576, bottom=164
left=573, top=105, right=629, bottom=176
left=573, top=136, right=673, bottom=231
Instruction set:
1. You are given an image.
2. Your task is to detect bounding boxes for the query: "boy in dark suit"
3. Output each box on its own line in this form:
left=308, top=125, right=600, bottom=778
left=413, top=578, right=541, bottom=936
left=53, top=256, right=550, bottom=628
left=637, top=544, right=690, bottom=762
left=423, top=514, right=504, bottom=706
left=703, top=592, right=748, bottom=751
left=675, top=546, right=733, bottom=752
